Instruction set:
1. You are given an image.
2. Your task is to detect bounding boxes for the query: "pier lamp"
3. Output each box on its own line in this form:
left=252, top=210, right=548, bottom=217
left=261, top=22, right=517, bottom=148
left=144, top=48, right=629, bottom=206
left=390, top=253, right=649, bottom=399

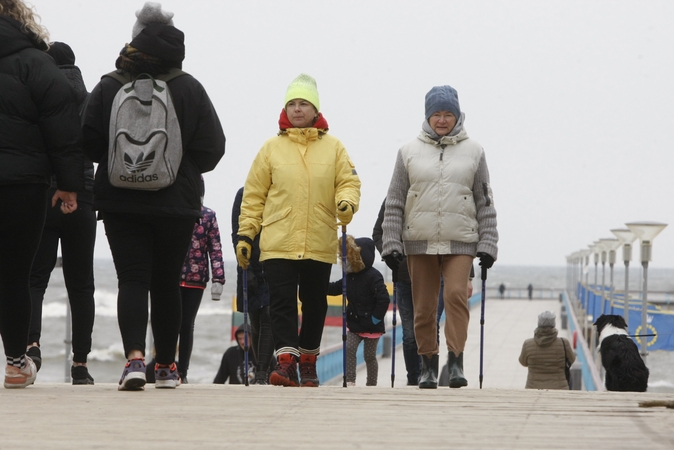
left=611, top=228, right=637, bottom=331
left=625, top=221, right=668, bottom=365
left=586, top=242, right=601, bottom=338
left=599, top=238, right=621, bottom=315
left=596, top=240, right=609, bottom=315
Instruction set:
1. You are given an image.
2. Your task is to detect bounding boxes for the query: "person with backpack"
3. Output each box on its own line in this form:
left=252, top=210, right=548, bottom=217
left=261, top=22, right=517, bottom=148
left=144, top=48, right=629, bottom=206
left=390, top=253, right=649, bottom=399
left=27, top=41, right=97, bottom=385
left=1, top=0, right=84, bottom=389
left=81, top=4, right=225, bottom=391
left=236, top=73, right=361, bottom=387
left=328, top=236, right=390, bottom=386
left=381, top=85, right=498, bottom=389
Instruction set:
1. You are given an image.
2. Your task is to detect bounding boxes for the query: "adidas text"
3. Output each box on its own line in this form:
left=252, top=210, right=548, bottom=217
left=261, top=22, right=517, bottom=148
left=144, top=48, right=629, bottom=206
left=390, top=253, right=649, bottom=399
left=118, top=174, right=159, bottom=183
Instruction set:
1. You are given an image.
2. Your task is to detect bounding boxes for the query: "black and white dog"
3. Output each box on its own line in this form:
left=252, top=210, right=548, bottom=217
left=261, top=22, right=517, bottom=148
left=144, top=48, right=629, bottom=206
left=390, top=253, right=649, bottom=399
left=594, top=314, right=649, bottom=392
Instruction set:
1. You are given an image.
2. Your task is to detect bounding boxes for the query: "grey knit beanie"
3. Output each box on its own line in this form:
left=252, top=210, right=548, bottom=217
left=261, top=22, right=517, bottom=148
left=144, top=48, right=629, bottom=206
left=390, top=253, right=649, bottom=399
left=132, top=2, right=175, bottom=39
left=425, top=85, right=461, bottom=121
left=538, top=311, right=556, bottom=328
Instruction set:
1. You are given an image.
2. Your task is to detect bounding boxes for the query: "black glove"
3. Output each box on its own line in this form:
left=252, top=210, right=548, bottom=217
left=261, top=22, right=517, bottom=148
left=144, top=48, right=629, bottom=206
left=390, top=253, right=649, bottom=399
left=477, top=252, right=494, bottom=269
left=384, top=251, right=403, bottom=280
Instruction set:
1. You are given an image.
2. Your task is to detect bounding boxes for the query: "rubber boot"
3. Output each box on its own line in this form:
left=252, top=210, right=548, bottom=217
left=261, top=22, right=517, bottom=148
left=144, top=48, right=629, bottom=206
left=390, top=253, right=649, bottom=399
left=418, top=354, right=439, bottom=389
left=402, top=346, right=421, bottom=386
left=448, top=351, right=468, bottom=388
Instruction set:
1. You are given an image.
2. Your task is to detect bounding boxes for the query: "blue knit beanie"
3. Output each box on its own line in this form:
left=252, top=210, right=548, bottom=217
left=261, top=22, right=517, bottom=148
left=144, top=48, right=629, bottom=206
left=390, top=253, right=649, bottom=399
left=425, top=85, right=461, bottom=121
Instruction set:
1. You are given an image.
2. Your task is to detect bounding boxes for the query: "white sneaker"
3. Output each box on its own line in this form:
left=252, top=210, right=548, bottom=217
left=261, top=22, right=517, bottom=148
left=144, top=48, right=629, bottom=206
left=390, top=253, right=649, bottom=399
left=4, top=357, right=37, bottom=389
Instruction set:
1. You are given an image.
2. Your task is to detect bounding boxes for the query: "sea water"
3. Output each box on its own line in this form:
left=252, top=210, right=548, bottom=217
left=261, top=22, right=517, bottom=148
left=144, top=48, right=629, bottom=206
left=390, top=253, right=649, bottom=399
left=34, top=259, right=674, bottom=391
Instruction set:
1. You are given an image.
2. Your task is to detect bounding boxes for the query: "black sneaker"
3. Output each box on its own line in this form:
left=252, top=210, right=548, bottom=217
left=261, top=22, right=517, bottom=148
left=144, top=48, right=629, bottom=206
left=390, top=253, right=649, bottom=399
left=26, top=346, right=41, bottom=372
left=71, top=365, right=94, bottom=385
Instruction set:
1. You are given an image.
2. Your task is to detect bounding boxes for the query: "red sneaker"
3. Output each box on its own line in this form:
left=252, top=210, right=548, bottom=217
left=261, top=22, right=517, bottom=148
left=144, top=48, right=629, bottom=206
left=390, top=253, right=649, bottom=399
left=269, top=354, right=299, bottom=387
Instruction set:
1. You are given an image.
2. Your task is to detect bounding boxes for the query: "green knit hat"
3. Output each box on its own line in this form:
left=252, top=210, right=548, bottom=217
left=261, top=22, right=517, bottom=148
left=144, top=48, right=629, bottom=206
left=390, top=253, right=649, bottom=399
left=284, top=73, right=320, bottom=111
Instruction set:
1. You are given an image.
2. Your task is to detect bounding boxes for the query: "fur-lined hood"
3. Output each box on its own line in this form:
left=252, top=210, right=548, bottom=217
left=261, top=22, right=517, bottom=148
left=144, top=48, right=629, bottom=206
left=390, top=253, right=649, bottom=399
left=338, top=236, right=375, bottom=274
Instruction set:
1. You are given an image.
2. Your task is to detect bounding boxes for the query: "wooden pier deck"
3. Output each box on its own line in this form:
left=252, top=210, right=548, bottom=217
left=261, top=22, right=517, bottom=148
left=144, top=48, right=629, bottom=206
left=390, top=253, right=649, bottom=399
left=1, top=299, right=673, bottom=449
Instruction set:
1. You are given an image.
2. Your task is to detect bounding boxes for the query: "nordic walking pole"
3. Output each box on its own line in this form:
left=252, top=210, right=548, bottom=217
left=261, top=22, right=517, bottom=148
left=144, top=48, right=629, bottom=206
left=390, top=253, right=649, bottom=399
left=243, top=265, right=250, bottom=387
left=341, top=225, right=348, bottom=388
left=391, top=267, right=398, bottom=388
left=479, top=265, right=488, bottom=389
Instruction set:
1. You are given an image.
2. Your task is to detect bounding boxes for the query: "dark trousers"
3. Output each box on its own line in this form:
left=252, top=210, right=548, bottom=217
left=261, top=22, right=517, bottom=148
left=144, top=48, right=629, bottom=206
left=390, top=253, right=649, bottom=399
left=102, top=212, right=195, bottom=364
left=0, top=184, right=47, bottom=359
left=177, top=286, right=204, bottom=376
left=263, top=259, right=331, bottom=354
left=29, top=200, right=96, bottom=363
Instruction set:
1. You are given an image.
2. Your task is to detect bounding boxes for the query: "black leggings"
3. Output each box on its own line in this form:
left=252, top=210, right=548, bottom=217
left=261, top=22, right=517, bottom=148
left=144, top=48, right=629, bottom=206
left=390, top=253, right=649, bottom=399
left=103, top=212, right=195, bottom=364
left=177, top=286, right=204, bottom=376
left=29, top=200, right=96, bottom=363
left=0, top=184, right=47, bottom=359
left=263, top=259, right=331, bottom=354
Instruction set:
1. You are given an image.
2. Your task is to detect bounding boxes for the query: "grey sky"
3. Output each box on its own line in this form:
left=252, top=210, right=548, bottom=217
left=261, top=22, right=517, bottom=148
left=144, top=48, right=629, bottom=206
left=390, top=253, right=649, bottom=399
left=32, top=0, right=674, bottom=267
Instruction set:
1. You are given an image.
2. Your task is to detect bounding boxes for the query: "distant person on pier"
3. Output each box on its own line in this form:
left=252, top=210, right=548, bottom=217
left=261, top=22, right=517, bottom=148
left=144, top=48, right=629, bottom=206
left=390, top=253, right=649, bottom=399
left=499, top=283, right=506, bottom=299
left=1, top=0, right=84, bottom=389
left=28, top=41, right=96, bottom=385
left=231, top=186, right=274, bottom=385
left=381, top=84, right=499, bottom=389
left=527, top=284, right=533, bottom=300
left=213, top=324, right=256, bottom=385
left=81, top=3, right=225, bottom=391
left=328, top=236, right=390, bottom=386
left=519, top=311, right=575, bottom=390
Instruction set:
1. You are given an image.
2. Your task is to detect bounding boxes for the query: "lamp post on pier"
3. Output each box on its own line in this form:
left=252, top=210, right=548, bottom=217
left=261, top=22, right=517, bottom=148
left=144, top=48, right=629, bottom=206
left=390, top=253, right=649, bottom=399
left=625, top=221, right=668, bottom=366
left=599, top=238, right=621, bottom=315
left=611, top=228, right=637, bottom=332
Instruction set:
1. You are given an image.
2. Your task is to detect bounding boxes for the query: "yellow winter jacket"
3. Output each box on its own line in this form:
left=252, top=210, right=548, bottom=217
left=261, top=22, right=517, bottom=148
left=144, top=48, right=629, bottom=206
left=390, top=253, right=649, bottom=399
left=239, top=127, right=361, bottom=264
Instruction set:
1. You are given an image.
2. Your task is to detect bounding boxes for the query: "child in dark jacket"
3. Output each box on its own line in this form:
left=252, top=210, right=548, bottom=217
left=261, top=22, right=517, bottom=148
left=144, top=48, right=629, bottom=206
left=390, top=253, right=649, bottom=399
left=328, top=236, right=390, bottom=386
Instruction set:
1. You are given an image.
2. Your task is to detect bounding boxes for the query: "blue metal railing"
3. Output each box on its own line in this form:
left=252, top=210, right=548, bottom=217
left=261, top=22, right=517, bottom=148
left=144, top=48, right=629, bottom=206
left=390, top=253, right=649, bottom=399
left=561, top=290, right=602, bottom=391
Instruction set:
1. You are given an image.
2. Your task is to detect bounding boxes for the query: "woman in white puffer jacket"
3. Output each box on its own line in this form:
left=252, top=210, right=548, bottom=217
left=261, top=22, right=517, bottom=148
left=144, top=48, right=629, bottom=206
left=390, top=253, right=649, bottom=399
left=381, top=85, right=498, bottom=389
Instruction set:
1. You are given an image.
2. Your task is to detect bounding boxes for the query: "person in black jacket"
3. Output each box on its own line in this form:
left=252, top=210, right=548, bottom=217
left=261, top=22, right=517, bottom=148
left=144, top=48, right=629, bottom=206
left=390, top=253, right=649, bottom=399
left=213, top=324, right=256, bottom=385
left=0, top=1, right=84, bottom=389
left=27, top=42, right=97, bottom=385
left=372, top=199, right=420, bottom=385
left=328, top=236, right=390, bottom=386
left=82, top=6, right=225, bottom=391
left=231, top=187, right=274, bottom=384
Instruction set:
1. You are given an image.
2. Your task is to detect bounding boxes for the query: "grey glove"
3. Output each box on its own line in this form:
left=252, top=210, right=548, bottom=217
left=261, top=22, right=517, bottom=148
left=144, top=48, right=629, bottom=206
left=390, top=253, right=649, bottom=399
left=211, top=282, right=224, bottom=301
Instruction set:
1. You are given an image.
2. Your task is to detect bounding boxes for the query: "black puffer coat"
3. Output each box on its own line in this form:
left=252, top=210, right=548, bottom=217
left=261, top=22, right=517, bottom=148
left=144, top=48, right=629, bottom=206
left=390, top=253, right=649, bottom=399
left=81, top=25, right=225, bottom=218
left=0, top=16, right=83, bottom=192
left=328, top=237, right=390, bottom=334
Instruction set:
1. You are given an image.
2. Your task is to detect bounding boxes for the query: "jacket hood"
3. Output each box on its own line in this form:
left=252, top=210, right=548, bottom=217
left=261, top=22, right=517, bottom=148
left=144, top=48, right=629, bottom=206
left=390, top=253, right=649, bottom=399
left=339, top=235, right=375, bottom=274
left=59, top=65, right=88, bottom=107
left=0, top=16, right=47, bottom=58
left=533, top=326, right=558, bottom=347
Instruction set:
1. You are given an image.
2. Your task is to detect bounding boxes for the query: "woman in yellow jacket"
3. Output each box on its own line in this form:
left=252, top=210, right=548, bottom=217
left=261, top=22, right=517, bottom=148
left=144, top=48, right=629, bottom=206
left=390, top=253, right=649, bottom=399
left=236, top=74, right=361, bottom=387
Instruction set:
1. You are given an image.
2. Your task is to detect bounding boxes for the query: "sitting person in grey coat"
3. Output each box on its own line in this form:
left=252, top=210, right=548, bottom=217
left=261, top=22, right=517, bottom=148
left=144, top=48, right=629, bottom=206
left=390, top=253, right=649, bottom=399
left=519, top=311, right=575, bottom=390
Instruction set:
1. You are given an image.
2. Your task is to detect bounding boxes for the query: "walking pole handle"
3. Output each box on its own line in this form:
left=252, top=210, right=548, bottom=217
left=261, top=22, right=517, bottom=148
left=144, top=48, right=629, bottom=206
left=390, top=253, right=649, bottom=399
left=481, top=265, right=488, bottom=281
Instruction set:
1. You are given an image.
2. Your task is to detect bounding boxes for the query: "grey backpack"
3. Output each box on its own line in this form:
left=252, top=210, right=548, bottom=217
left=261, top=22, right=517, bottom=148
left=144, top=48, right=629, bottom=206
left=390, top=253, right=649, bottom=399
left=106, top=69, right=185, bottom=191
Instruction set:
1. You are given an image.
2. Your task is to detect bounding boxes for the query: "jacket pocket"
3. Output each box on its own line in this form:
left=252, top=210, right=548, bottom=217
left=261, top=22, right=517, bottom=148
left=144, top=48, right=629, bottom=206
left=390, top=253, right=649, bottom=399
left=261, top=206, right=292, bottom=227
left=314, top=203, right=337, bottom=230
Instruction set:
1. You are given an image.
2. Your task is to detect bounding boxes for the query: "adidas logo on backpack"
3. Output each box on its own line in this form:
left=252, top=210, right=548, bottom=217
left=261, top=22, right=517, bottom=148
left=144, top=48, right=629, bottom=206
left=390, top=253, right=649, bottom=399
left=106, top=70, right=185, bottom=191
